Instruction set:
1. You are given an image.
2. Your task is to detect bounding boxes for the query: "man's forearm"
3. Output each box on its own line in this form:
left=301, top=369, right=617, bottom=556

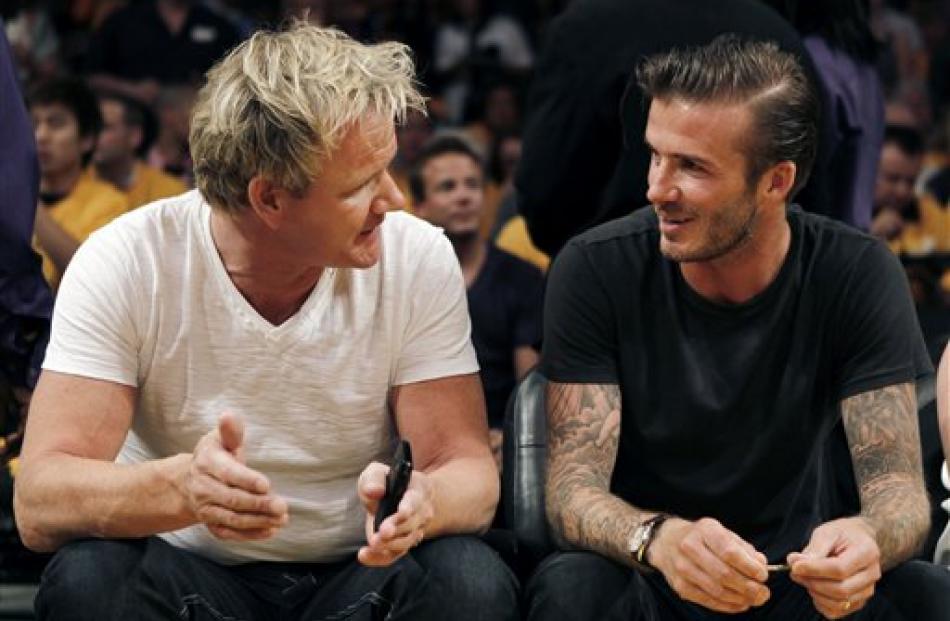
left=423, top=455, right=498, bottom=537
left=859, top=481, right=930, bottom=570
left=34, top=209, right=80, bottom=276
left=843, top=383, right=930, bottom=569
left=14, top=453, right=196, bottom=552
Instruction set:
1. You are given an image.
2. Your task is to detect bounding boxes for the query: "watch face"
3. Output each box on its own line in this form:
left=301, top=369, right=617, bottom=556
left=631, top=524, right=650, bottom=552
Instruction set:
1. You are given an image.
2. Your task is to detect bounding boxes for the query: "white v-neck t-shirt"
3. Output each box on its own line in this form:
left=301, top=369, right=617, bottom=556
left=43, top=190, right=478, bottom=564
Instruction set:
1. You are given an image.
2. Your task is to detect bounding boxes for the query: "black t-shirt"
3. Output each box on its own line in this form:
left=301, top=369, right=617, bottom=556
left=541, top=205, right=931, bottom=560
left=85, top=1, right=241, bottom=84
left=468, top=245, right=544, bottom=428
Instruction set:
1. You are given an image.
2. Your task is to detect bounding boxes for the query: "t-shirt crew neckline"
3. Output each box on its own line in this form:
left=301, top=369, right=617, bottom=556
left=672, top=207, right=800, bottom=320
left=197, top=199, right=337, bottom=341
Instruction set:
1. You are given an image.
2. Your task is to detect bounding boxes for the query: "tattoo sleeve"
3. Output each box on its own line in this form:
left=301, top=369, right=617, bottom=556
left=545, top=381, right=657, bottom=566
left=841, top=382, right=930, bottom=569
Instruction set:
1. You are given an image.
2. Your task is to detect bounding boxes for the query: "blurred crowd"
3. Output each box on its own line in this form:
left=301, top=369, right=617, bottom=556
left=3, top=0, right=949, bottom=287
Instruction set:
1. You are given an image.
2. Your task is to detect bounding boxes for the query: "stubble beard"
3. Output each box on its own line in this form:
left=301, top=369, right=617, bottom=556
left=660, top=194, right=759, bottom=264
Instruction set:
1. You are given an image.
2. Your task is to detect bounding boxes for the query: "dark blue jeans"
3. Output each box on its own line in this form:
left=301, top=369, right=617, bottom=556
left=35, top=535, right=519, bottom=620
left=525, top=551, right=950, bottom=621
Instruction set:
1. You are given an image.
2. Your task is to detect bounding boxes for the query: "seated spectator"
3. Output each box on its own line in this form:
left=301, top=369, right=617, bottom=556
left=85, top=0, right=241, bottom=104
left=15, top=22, right=517, bottom=620
left=527, top=36, right=950, bottom=620
left=29, top=77, right=128, bottom=289
left=146, top=84, right=197, bottom=186
left=411, top=134, right=543, bottom=467
left=91, top=91, right=186, bottom=209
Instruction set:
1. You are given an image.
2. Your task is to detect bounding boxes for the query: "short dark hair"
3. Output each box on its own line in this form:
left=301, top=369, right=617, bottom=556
left=882, top=124, right=924, bottom=157
left=28, top=77, right=102, bottom=165
left=96, top=89, right=158, bottom=156
left=408, top=134, right=484, bottom=203
left=636, top=34, right=819, bottom=197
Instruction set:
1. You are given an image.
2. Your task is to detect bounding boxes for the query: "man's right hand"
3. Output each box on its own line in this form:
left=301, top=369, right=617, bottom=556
left=648, top=517, right=771, bottom=614
left=185, top=412, right=289, bottom=541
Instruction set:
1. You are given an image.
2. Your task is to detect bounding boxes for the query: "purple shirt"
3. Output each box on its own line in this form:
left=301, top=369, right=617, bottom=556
left=0, top=20, right=52, bottom=389
left=805, top=36, right=885, bottom=231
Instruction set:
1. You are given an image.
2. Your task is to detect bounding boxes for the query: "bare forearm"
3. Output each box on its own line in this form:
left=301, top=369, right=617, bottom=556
left=14, top=453, right=195, bottom=552
left=34, top=211, right=79, bottom=276
left=424, top=455, right=498, bottom=537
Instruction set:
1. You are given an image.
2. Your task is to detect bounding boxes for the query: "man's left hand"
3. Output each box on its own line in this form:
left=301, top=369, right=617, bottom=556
left=788, top=517, right=882, bottom=619
left=357, top=462, right=435, bottom=567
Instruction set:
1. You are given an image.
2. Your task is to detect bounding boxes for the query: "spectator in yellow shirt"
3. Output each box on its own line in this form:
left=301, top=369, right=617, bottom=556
left=91, top=91, right=187, bottom=208
left=29, top=78, right=129, bottom=288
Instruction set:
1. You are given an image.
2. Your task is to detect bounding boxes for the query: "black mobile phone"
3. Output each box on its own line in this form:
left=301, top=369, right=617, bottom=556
left=374, top=440, right=413, bottom=532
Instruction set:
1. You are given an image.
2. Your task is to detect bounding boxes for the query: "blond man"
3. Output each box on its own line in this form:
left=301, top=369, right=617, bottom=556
left=16, top=22, right=518, bottom=620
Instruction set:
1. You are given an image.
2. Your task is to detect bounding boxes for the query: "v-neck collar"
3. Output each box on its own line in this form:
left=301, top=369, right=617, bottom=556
left=197, top=200, right=336, bottom=342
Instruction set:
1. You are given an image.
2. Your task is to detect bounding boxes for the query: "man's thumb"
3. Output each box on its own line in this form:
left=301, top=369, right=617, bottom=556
left=218, top=412, right=245, bottom=454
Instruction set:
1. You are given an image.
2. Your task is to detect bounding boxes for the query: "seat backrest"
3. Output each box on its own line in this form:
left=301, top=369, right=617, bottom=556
left=501, top=368, right=553, bottom=568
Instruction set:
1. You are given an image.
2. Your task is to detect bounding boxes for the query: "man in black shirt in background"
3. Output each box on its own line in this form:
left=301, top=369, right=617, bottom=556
left=527, top=36, right=950, bottom=620
left=411, top=135, right=543, bottom=468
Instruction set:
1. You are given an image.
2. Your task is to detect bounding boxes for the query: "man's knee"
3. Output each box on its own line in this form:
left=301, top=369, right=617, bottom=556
left=413, top=535, right=519, bottom=620
left=35, top=539, right=145, bottom=620
left=875, top=560, right=950, bottom=620
left=525, top=552, right=633, bottom=621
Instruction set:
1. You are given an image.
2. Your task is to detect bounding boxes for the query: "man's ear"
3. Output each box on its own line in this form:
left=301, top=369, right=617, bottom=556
left=247, top=176, right=284, bottom=230
left=761, top=161, right=797, bottom=204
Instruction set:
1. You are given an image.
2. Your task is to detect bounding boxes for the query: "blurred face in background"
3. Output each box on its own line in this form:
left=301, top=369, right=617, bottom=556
left=32, top=103, right=91, bottom=180
left=395, top=110, right=434, bottom=168
left=415, top=152, right=484, bottom=241
left=874, top=142, right=922, bottom=213
left=94, top=99, right=141, bottom=166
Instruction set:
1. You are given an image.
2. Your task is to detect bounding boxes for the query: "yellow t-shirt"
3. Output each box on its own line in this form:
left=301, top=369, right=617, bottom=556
left=35, top=172, right=129, bottom=286
left=495, top=215, right=550, bottom=272
left=90, top=162, right=188, bottom=210
left=124, top=162, right=188, bottom=209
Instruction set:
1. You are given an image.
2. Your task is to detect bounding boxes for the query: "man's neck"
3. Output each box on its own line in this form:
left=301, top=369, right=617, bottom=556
left=40, top=165, right=83, bottom=198
left=95, top=158, right=136, bottom=191
left=680, top=209, right=791, bottom=305
left=451, top=234, right=487, bottom=288
left=210, top=210, right=323, bottom=326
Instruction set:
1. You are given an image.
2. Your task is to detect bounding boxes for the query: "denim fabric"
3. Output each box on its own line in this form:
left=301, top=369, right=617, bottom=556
left=525, top=551, right=950, bottom=621
left=35, top=535, right=519, bottom=621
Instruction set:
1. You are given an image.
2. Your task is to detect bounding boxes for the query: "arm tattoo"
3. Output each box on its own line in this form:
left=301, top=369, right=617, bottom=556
left=545, top=381, right=654, bottom=566
left=841, top=382, right=930, bottom=569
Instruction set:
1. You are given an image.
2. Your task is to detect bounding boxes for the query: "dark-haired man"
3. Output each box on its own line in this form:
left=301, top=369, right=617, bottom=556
left=411, top=134, right=543, bottom=466
left=91, top=92, right=187, bottom=209
left=870, top=125, right=926, bottom=250
left=29, top=78, right=128, bottom=288
left=527, top=36, right=950, bottom=620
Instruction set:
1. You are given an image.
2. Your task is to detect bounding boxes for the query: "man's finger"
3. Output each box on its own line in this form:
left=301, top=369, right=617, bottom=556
left=218, top=412, right=245, bottom=455
left=199, top=447, right=271, bottom=494
left=357, top=462, right=389, bottom=507
left=207, top=523, right=279, bottom=541
left=194, top=476, right=287, bottom=517
left=198, top=504, right=288, bottom=531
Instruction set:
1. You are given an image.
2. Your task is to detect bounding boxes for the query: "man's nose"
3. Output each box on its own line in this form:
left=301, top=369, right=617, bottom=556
left=647, top=163, right=680, bottom=205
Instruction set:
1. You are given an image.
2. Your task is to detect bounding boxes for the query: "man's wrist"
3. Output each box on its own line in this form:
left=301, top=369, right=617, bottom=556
left=643, top=516, right=686, bottom=573
left=629, top=513, right=675, bottom=572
